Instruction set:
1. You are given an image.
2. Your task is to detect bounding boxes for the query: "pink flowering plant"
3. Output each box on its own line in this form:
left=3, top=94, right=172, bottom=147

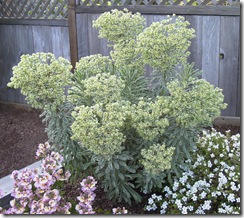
left=75, top=176, right=97, bottom=214
left=0, top=142, right=98, bottom=214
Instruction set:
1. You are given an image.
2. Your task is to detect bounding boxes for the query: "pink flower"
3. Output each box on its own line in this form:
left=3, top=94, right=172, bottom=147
left=54, top=169, right=71, bottom=181
left=34, top=172, right=54, bottom=190
left=80, top=176, right=97, bottom=192
left=36, top=142, right=51, bottom=159
left=112, top=207, right=128, bottom=214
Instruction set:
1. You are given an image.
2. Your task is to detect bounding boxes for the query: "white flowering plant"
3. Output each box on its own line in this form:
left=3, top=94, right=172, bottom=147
left=145, top=129, right=240, bottom=214
left=8, top=9, right=227, bottom=205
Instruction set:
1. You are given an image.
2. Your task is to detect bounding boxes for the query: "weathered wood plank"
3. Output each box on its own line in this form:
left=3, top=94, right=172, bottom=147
left=201, top=16, right=220, bottom=87
left=186, top=15, right=203, bottom=72
left=52, top=27, right=64, bottom=58
left=32, top=26, right=53, bottom=53
left=219, top=16, right=240, bottom=116
left=4, top=25, right=19, bottom=103
left=61, top=26, right=71, bottom=61
left=14, top=25, right=35, bottom=103
left=76, top=13, right=90, bottom=59
left=0, top=19, right=68, bottom=27
left=88, top=13, right=100, bottom=55
left=75, top=5, right=240, bottom=16
left=0, top=26, right=9, bottom=103
left=236, top=44, right=240, bottom=117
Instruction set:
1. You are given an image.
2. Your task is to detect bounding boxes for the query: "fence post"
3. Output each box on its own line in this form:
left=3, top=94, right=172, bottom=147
left=68, top=0, right=78, bottom=71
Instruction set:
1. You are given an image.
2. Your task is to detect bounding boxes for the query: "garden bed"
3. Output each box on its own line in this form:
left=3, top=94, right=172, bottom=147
left=0, top=102, right=240, bottom=214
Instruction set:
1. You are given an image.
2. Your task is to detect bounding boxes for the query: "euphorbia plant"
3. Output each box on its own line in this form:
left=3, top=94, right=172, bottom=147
left=8, top=9, right=227, bottom=204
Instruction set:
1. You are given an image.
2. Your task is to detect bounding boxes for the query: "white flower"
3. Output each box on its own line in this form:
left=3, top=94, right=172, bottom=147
left=207, top=160, right=212, bottom=168
left=161, top=201, right=168, bottom=209
left=211, top=192, right=217, bottom=197
left=148, top=198, right=154, bottom=205
left=173, top=182, right=179, bottom=191
left=202, top=200, right=211, bottom=210
left=195, top=208, right=205, bottom=214
left=146, top=205, right=152, bottom=211
left=210, top=153, right=215, bottom=158
left=188, top=205, right=194, bottom=211
left=218, top=172, right=228, bottom=185
left=182, top=196, right=187, bottom=202
left=156, top=195, right=162, bottom=201
left=227, top=193, right=235, bottom=202
left=200, top=191, right=207, bottom=199
left=175, top=199, right=182, bottom=210
left=181, top=206, right=188, bottom=214
left=160, top=209, right=166, bottom=214
left=143, top=190, right=148, bottom=194
left=164, top=186, right=170, bottom=193
left=151, top=203, right=157, bottom=210
left=186, top=183, right=192, bottom=189
left=151, top=194, right=157, bottom=199
left=218, top=208, right=226, bottom=213
left=191, top=195, right=197, bottom=201
left=179, top=175, right=188, bottom=184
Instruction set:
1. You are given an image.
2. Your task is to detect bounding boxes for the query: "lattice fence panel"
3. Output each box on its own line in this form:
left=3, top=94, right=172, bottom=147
left=0, top=0, right=68, bottom=19
left=78, top=0, right=240, bottom=6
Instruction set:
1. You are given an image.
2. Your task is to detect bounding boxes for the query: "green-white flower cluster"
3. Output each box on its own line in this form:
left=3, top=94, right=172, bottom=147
left=145, top=129, right=240, bottom=214
left=141, top=144, right=175, bottom=175
left=137, top=15, right=195, bottom=71
left=71, top=101, right=131, bottom=157
left=167, top=79, right=227, bottom=127
left=93, top=9, right=145, bottom=70
left=131, top=97, right=170, bottom=141
left=75, top=54, right=112, bottom=78
left=8, top=53, right=72, bottom=111
left=94, top=10, right=195, bottom=73
left=93, top=8, right=145, bottom=43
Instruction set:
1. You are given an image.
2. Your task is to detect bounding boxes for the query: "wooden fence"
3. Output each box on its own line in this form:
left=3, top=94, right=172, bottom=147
left=0, top=0, right=241, bottom=116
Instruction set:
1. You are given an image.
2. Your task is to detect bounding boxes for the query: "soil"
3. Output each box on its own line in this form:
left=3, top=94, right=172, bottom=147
left=0, top=102, right=240, bottom=214
left=0, top=103, right=48, bottom=179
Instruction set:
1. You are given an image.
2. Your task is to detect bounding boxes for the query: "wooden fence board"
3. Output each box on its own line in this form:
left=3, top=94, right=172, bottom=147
left=61, top=26, right=71, bottom=60
left=52, top=27, right=64, bottom=58
left=76, top=13, right=90, bottom=58
left=14, top=25, right=35, bottom=103
left=219, top=16, right=240, bottom=116
left=33, top=26, right=54, bottom=53
left=186, top=15, right=203, bottom=72
left=88, top=14, right=101, bottom=55
left=201, top=16, right=220, bottom=87
left=75, top=5, right=240, bottom=16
